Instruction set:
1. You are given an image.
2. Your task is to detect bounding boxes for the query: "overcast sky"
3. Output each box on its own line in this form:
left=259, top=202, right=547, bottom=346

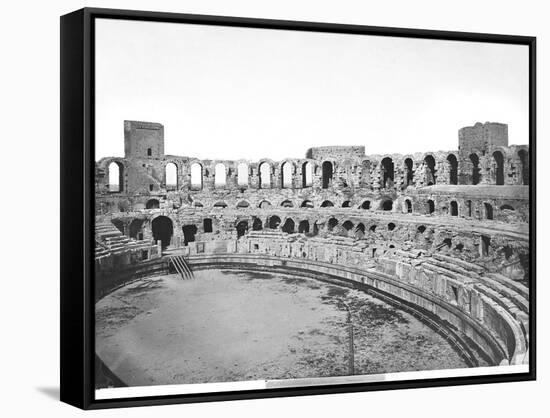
left=95, top=18, right=529, bottom=161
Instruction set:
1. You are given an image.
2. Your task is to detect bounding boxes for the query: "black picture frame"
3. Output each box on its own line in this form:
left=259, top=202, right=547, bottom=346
left=60, top=7, right=536, bottom=410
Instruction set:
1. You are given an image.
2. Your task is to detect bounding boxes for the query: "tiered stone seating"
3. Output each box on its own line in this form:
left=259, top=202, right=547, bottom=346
left=95, top=221, right=152, bottom=260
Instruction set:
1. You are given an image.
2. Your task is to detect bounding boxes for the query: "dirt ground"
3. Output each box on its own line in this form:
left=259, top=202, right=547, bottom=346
left=95, top=270, right=467, bottom=387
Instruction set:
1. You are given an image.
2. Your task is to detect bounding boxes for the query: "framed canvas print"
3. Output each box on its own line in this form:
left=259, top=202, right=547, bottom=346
left=60, top=8, right=536, bottom=409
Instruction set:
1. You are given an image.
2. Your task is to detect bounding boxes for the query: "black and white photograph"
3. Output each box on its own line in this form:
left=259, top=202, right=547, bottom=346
left=90, top=14, right=533, bottom=401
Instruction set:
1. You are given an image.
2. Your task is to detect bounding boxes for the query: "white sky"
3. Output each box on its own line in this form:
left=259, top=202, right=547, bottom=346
left=95, top=18, right=529, bottom=161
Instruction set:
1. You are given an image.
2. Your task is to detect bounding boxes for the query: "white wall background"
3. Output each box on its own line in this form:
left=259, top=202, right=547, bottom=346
left=0, top=0, right=547, bottom=416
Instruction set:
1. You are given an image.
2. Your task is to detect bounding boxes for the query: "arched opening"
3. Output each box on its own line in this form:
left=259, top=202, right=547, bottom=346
left=108, top=161, right=123, bottom=192
left=298, top=220, right=310, bottom=233
left=301, top=200, right=314, bottom=208
left=259, top=162, right=271, bottom=189
left=343, top=221, right=353, bottom=232
left=129, top=219, right=145, bottom=240
left=469, top=154, right=481, bottom=185
left=152, top=216, right=173, bottom=249
left=442, top=238, right=452, bottom=249
left=466, top=200, right=472, bottom=217
left=322, top=161, right=333, bottom=189
left=193, top=201, right=204, bottom=208
left=426, top=200, right=435, bottom=214
left=369, top=225, right=377, bottom=233
left=492, top=151, right=505, bottom=185
left=417, top=225, right=426, bottom=234
left=388, top=222, right=396, bottom=231
left=381, top=199, right=393, bottom=211
left=236, top=221, right=249, bottom=238
left=481, top=235, right=491, bottom=257
left=500, top=204, right=515, bottom=211
left=259, top=200, right=272, bottom=209
left=165, top=162, right=178, bottom=191
left=203, top=218, right=213, bottom=233
left=215, top=163, right=227, bottom=188
left=447, top=154, right=458, bottom=185
left=190, top=162, right=203, bottom=190
left=361, top=160, right=371, bottom=187
left=145, top=199, right=159, bottom=209
left=355, top=223, right=365, bottom=239
left=518, top=149, right=529, bottom=185
left=268, top=216, right=281, bottom=229
left=213, top=201, right=227, bottom=209
left=484, top=203, right=494, bottom=220
left=405, top=199, right=412, bottom=213
left=252, top=217, right=263, bottom=231
left=327, top=218, right=338, bottom=232
left=404, top=158, right=414, bottom=186
left=237, top=200, right=250, bottom=209
left=450, top=201, right=458, bottom=216
left=280, top=200, right=294, bottom=208
left=302, top=162, right=313, bottom=188
left=237, top=163, right=249, bottom=187
left=281, top=162, right=293, bottom=188
left=342, top=201, right=352, bottom=208
left=281, top=218, right=295, bottom=234
left=424, top=155, right=436, bottom=185
left=360, top=200, right=371, bottom=210
left=320, top=200, right=334, bottom=208
left=380, top=157, right=394, bottom=188
left=182, top=224, right=198, bottom=246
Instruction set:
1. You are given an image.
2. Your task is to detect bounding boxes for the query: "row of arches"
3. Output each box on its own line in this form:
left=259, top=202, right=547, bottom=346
left=188, top=198, right=393, bottom=211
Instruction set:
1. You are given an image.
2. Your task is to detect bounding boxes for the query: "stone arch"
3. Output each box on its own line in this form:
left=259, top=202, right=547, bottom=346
left=237, top=162, right=249, bottom=187
left=466, top=200, right=472, bottom=217
left=404, top=199, right=412, bottom=213
left=518, top=149, right=529, bottom=185
left=380, top=199, right=393, bottom=211
left=387, top=222, right=396, bottom=231
left=182, top=224, right=198, bottom=246
left=322, top=161, right=333, bottom=189
left=301, top=200, right=314, bottom=208
left=469, top=153, right=481, bottom=185
left=268, top=215, right=281, bottom=229
left=360, top=200, right=371, bottom=210
left=298, top=220, right=310, bottom=233
left=213, top=201, right=228, bottom=209
left=484, top=202, right=494, bottom=220
left=380, top=157, right=394, bottom=188
left=354, top=223, right=365, bottom=239
left=252, top=217, right=263, bottom=231
left=236, top=220, right=249, bottom=238
left=237, top=200, right=250, bottom=209
left=258, top=200, right=272, bottom=209
left=259, top=161, right=271, bottom=189
left=281, top=218, right=295, bottom=234
left=129, top=218, right=145, bottom=240
left=320, top=200, right=334, bottom=208
left=214, top=163, right=227, bottom=188
left=280, top=200, right=294, bottom=208
left=280, top=161, right=294, bottom=188
left=152, top=216, right=173, bottom=249
left=302, top=161, right=313, bottom=188
left=492, top=151, right=505, bottom=185
left=426, top=199, right=435, bottom=214
left=193, top=201, right=204, bottom=208
left=145, top=198, right=160, bottom=209
left=424, top=154, right=437, bottom=185
left=164, top=161, right=178, bottom=191
left=190, top=162, right=203, bottom=190
left=450, top=200, right=458, bottom=216
left=342, top=220, right=354, bottom=232
left=404, top=157, right=414, bottom=187
left=342, top=200, right=352, bottom=208
left=500, top=204, right=515, bottom=211
left=327, top=217, right=338, bottom=232
left=446, top=154, right=458, bottom=185
left=108, top=161, right=124, bottom=193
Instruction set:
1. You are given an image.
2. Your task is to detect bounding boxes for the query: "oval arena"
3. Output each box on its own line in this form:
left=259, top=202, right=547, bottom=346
left=95, top=120, right=530, bottom=386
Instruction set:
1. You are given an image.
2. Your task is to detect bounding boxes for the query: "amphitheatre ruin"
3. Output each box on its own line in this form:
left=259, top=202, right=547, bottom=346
left=94, top=119, right=530, bottom=388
